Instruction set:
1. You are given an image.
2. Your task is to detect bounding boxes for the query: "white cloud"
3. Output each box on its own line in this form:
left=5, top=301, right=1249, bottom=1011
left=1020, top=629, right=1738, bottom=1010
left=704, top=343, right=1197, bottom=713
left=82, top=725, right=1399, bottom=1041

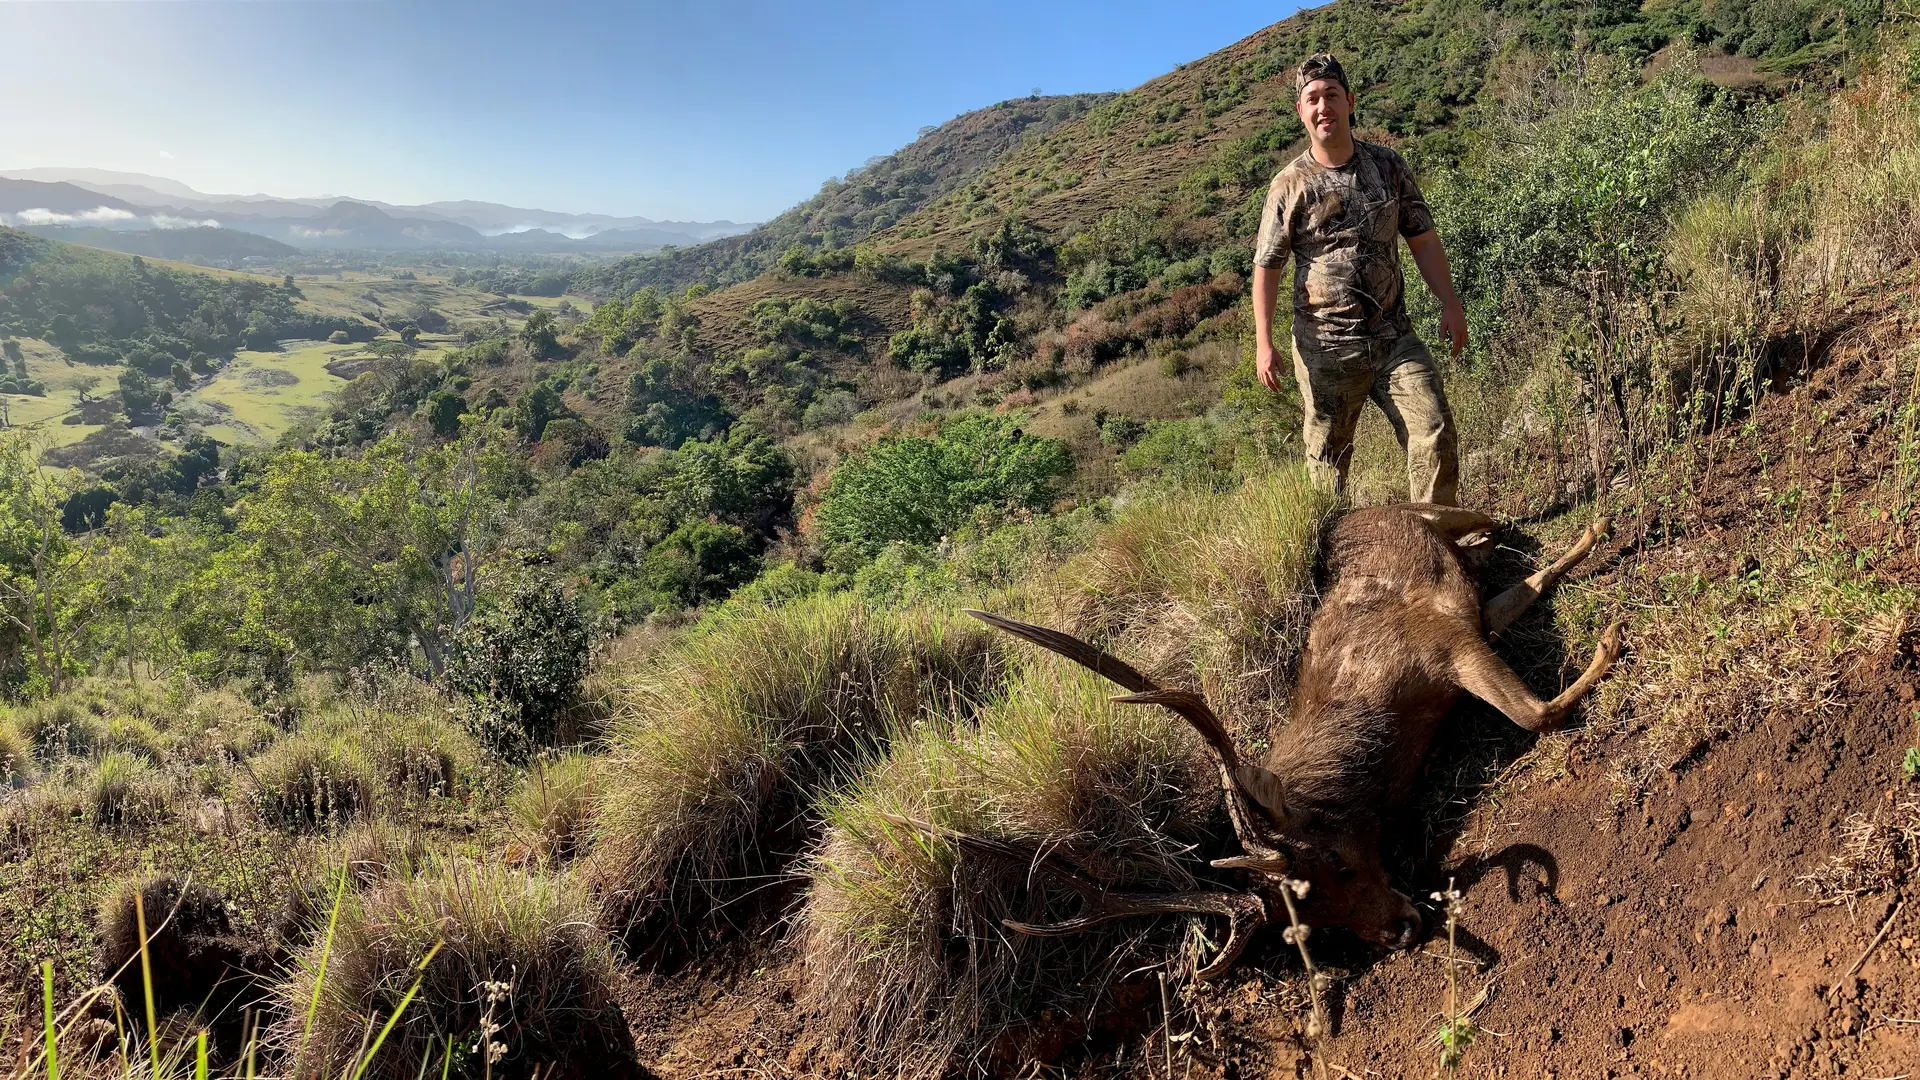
left=149, top=214, right=219, bottom=229
left=157, top=150, right=174, bottom=160
left=2, top=206, right=137, bottom=226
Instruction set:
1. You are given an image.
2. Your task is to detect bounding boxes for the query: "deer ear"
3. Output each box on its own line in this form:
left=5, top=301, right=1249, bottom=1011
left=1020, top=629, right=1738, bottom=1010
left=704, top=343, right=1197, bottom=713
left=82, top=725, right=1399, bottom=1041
left=1233, top=765, right=1302, bottom=829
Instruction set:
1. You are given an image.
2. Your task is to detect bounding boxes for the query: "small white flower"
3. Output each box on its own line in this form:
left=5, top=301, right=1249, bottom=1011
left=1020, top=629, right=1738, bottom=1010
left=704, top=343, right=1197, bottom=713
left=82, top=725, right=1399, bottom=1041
left=1287, top=879, right=1311, bottom=899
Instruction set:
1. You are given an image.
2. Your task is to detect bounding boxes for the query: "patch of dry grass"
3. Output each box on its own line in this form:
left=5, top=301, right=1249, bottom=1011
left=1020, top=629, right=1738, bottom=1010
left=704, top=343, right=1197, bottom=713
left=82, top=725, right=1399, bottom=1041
left=1799, top=798, right=1920, bottom=904
left=801, top=657, right=1215, bottom=1078
left=586, top=593, right=1010, bottom=940
left=1055, top=464, right=1335, bottom=729
left=273, top=859, right=631, bottom=1080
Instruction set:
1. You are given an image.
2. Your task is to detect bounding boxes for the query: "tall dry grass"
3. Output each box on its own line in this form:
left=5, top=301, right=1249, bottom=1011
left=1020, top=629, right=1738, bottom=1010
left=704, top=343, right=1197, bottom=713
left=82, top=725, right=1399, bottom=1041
left=801, top=658, right=1215, bottom=1078
left=1056, top=464, right=1336, bottom=727
left=585, top=593, right=1010, bottom=939
left=272, top=860, right=630, bottom=1080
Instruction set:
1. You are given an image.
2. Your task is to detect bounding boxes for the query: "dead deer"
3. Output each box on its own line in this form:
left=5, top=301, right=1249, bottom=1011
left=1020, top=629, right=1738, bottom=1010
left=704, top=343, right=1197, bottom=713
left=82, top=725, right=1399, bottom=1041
left=950, top=503, right=1625, bottom=976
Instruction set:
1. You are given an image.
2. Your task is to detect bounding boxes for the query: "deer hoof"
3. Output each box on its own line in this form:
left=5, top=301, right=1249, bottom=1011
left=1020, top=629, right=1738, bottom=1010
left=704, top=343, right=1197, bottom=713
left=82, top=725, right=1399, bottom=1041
left=1597, top=621, right=1626, bottom=664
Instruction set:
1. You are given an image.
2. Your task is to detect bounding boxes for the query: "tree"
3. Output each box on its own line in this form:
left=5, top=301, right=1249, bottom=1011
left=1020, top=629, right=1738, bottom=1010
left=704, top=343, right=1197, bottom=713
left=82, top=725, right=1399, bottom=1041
left=219, top=428, right=519, bottom=676
left=422, top=390, right=467, bottom=439
left=519, top=310, right=560, bottom=361
left=814, top=412, right=1073, bottom=556
left=512, top=381, right=566, bottom=443
left=118, top=370, right=163, bottom=420
left=446, top=578, right=591, bottom=760
left=0, top=433, right=89, bottom=693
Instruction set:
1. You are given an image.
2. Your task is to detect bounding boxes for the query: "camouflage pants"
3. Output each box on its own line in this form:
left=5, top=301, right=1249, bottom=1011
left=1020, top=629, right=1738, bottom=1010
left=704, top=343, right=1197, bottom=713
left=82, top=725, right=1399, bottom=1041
left=1292, top=330, right=1459, bottom=505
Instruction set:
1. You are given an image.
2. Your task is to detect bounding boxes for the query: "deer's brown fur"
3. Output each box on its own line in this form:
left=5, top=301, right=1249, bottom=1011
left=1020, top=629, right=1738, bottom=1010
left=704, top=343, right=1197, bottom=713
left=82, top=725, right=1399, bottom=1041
left=960, top=503, right=1624, bottom=972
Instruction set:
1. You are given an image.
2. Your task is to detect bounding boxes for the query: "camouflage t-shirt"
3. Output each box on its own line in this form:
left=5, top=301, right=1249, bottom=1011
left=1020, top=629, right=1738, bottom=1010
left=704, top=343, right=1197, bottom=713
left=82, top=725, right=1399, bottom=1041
left=1252, top=140, right=1436, bottom=344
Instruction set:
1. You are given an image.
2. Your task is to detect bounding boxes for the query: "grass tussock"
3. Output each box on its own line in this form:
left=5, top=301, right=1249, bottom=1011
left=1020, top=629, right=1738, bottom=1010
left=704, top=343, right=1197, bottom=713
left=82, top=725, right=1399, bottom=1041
left=801, top=658, right=1215, bottom=1078
left=250, top=730, right=377, bottom=829
left=1058, top=464, right=1336, bottom=723
left=274, top=859, right=631, bottom=1080
left=87, top=750, right=175, bottom=830
left=0, top=713, right=29, bottom=784
left=511, top=754, right=599, bottom=864
left=586, top=592, right=1009, bottom=936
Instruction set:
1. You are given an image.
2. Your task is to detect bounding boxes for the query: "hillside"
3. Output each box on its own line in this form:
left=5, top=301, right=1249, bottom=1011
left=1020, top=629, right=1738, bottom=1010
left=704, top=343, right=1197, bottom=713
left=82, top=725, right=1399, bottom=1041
left=1, top=1, right=1917, bottom=1078
left=574, top=92, right=1113, bottom=298
left=19, top=224, right=299, bottom=262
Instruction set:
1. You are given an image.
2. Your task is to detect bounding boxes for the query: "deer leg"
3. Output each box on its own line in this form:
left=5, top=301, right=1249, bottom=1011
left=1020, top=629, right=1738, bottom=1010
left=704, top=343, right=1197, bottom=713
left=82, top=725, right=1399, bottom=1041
left=1403, top=504, right=1500, bottom=544
left=1482, top=516, right=1611, bottom=639
left=1450, top=623, right=1625, bottom=732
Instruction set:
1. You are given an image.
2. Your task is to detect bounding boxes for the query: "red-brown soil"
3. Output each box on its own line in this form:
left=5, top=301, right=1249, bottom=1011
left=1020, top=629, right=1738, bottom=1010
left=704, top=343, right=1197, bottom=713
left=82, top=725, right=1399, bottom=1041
left=613, top=300, right=1920, bottom=1078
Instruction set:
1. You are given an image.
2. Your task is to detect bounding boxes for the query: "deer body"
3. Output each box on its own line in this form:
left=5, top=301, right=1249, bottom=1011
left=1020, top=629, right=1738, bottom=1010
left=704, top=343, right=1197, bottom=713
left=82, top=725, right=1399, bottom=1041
left=957, top=504, right=1624, bottom=973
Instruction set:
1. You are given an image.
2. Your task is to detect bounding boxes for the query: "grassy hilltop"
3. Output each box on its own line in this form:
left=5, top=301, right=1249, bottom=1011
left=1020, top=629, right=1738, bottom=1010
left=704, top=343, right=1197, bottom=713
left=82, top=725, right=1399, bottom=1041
left=4, top=0, right=1920, bottom=1076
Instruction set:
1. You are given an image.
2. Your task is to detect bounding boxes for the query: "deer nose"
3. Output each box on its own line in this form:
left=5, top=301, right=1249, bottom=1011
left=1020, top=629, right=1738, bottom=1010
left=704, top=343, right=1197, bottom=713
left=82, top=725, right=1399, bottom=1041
left=1386, top=914, right=1421, bottom=950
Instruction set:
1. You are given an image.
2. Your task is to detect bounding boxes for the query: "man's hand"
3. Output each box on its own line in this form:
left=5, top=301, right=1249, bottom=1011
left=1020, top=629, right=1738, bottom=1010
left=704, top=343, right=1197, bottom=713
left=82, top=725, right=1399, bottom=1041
left=1257, top=341, right=1284, bottom=392
left=1438, top=299, right=1468, bottom=360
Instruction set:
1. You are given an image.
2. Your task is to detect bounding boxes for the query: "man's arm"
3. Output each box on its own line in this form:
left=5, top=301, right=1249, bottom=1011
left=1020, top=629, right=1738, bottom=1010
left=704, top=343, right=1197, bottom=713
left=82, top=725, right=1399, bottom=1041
left=1405, top=229, right=1467, bottom=359
left=1252, top=262, right=1284, bottom=392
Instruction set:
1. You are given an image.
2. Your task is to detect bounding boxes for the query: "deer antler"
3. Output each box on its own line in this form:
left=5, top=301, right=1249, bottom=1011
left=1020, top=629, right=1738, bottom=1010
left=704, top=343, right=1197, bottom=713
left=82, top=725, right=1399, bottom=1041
left=876, top=811, right=1268, bottom=980
left=962, top=610, right=1292, bottom=873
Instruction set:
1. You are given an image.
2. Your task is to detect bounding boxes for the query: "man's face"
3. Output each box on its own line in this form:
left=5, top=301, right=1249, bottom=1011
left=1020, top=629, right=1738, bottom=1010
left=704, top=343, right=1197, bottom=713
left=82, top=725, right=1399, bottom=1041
left=1296, top=78, right=1353, bottom=144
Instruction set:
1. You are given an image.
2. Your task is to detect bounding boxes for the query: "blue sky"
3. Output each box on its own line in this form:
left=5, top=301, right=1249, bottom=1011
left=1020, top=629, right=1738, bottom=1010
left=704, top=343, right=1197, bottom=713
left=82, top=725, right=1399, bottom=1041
left=0, top=1, right=1302, bottom=223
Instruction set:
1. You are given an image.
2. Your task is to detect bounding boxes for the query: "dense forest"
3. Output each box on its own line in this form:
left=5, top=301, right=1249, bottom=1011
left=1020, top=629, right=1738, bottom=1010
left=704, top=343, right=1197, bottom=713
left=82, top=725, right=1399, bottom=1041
left=2, top=0, right=1917, bottom=1075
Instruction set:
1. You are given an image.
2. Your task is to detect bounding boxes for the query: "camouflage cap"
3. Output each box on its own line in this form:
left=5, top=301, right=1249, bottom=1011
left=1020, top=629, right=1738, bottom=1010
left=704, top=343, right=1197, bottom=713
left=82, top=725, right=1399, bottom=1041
left=1295, top=53, right=1349, bottom=95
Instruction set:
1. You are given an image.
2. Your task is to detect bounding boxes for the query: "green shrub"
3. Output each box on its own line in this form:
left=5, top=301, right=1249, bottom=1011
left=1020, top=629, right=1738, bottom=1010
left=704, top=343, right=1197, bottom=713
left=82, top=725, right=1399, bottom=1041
left=586, top=593, right=1008, bottom=938
left=802, top=659, right=1214, bottom=1076
left=447, top=579, right=593, bottom=762
left=1118, top=417, right=1240, bottom=491
left=717, top=560, right=823, bottom=613
left=275, top=860, right=631, bottom=1080
left=814, top=412, right=1073, bottom=557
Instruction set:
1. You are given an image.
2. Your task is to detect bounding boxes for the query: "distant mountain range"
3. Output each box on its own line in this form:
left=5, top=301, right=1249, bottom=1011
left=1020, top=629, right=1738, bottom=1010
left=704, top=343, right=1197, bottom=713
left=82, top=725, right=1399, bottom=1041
left=0, top=168, right=755, bottom=256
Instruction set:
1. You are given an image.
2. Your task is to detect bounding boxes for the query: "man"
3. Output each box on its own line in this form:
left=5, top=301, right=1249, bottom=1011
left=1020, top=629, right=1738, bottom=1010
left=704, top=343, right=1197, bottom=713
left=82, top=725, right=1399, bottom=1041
left=1251, top=53, right=1468, bottom=505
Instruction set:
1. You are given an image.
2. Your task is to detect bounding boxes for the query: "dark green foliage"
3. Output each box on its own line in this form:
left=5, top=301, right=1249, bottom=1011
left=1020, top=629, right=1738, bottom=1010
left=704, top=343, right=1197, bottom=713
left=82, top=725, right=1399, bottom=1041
left=815, top=412, right=1074, bottom=556
left=61, top=486, right=117, bottom=533
left=117, top=369, right=166, bottom=420
left=0, top=227, right=356, bottom=362
left=422, top=390, right=466, bottom=438
left=778, top=245, right=856, bottom=276
left=518, top=309, right=560, bottom=360
left=1430, top=65, right=1761, bottom=344
left=888, top=282, right=1014, bottom=376
left=512, top=380, right=567, bottom=443
left=639, top=519, right=760, bottom=608
left=447, top=579, right=593, bottom=761
left=541, top=417, right=611, bottom=467
left=624, top=351, right=732, bottom=448
left=745, top=296, right=862, bottom=350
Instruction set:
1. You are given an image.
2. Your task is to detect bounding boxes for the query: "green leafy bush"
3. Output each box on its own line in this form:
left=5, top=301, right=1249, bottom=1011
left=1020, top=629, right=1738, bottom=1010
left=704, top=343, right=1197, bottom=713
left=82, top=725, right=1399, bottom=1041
left=814, top=412, right=1073, bottom=557
left=447, top=579, right=593, bottom=761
